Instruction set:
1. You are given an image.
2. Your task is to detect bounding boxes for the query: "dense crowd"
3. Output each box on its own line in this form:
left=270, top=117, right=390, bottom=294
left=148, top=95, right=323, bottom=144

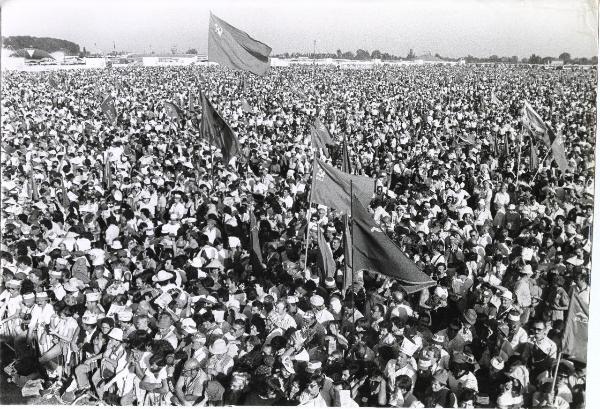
left=0, top=63, right=595, bottom=407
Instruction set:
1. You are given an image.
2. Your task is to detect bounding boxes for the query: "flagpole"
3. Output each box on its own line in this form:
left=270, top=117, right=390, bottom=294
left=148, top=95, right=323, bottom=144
left=550, top=351, right=562, bottom=406
left=350, top=180, right=356, bottom=329
left=515, top=128, right=524, bottom=191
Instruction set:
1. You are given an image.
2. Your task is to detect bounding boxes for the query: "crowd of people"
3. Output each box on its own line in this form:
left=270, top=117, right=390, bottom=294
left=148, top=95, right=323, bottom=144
left=0, top=62, right=595, bottom=407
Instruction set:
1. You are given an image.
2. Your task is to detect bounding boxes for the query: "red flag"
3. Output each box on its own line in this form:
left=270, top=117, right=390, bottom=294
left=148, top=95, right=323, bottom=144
left=200, top=93, right=240, bottom=164
left=208, top=12, right=272, bottom=76
left=351, top=193, right=436, bottom=294
left=311, top=118, right=334, bottom=157
left=316, top=226, right=336, bottom=279
left=562, top=292, right=588, bottom=362
left=249, top=208, right=263, bottom=264
left=310, top=158, right=374, bottom=214
left=522, top=101, right=553, bottom=147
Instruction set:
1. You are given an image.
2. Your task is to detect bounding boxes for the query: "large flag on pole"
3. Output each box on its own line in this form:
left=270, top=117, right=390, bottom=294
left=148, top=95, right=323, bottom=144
left=208, top=12, right=272, bottom=76
left=311, top=118, right=334, bottom=157
left=200, top=93, right=241, bottom=164
left=100, top=95, right=118, bottom=125
left=522, top=101, right=568, bottom=172
left=310, top=158, right=375, bottom=214
left=351, top=193, right=436, bottom=294
left=316, top=226, right=336, bottom=278
left=562, top=292, right=588, bottom=362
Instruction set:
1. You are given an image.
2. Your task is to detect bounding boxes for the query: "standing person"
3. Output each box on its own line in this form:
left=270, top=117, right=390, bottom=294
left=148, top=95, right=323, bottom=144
left=521, top=320, right=557, bottom=382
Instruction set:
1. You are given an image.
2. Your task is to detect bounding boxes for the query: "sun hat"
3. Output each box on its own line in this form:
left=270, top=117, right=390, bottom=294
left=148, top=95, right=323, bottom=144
left=209, top=339, right=228, bottom=355
left=108, top=328, right=124, bottom=342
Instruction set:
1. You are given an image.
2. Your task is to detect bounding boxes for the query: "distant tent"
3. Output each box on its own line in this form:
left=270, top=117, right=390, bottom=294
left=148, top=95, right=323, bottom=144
left=10, top=48, right=55, bottom=60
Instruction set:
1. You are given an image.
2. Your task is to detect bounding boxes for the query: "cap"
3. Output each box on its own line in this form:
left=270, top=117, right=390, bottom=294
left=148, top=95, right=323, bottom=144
left=86, top=292, right=101, bottom=302
left=108, top=327, right=124, bottom=341
left=501, top=290, right=513, bottom=300
left=82, top=311, right=98, bottom=325
left=324, top=277, right=336, bottom=289
left=491, top=356, right=505, bottom=370
left=507, top=310, right=521, bottom=322
left=310, top=295, right=324, bottom=307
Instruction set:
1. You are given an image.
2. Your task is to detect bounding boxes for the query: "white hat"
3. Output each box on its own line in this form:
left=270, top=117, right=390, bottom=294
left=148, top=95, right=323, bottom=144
left=23, top=293, right=35, bottom=301
left=205, top=259, right=224, bottom=270
left=324, top=277, right=336, bottom=289
left=226, top=299, right=240, bottom=310
left=287, top=295, right=299, bottom=304
left=49, top=270, right=62, bottom=279
left=507, top=310, right=521, bottom=322
left=82, top=311, right=98, bottom=325
left=310, top=295, right=324, bottom=307
left=86, top=292, right=101, bottom=302
left=306, top=361, right=322, bottom=373
left=209, top=338, right=228, bottom=355
left=111, top=240, right=123, bottom=250
left=108, top=327, right=124, bottom=341
left=36, top=291, right=48, bottom=299
left=501, top=290, right=513, bottom=300
left=152, top=270, right=173, bottom=282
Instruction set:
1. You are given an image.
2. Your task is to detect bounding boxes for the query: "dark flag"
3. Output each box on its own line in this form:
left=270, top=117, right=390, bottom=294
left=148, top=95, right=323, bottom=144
left=310, top=158, right=375, bottom=214
left=503, top=132, right=510, bottom=158
left=103, top=154, right=113, bottom=190
left=200, top=93, right=240, bottom=163
left=316, top=226, right=336, bottom=278
left=341, top=138, right=352, bottom=173
left=530, top=138, right=539, bottom=170
left=100, top=96, right=118, bottom=125
left=351, top=194, right=436, bottom=294
left=249, top=208, right=263, bottom=264
left=164, top=101, right=184, bottom=125
left=562, top=292, right=588, bottom=362
left=311, top=118, right=334, bottom=157
left=208, top=12, right=272, bottom=76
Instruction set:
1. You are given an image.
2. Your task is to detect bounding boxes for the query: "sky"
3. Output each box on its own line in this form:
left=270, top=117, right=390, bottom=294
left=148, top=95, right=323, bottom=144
left=0, top=0, right=598, bottom=58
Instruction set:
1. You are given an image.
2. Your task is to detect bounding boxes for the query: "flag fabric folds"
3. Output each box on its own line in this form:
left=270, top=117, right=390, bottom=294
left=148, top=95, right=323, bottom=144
left=208, top=12, right=272, bottom=76
left=342, top=214, right=353, bottom=293
left=200, top=93, right=241, bottom=164
left=164, top=101, right=184, bottom=125
left=341, top=138, right=351, bottom=173
left=311, top=118, right=334, bottom=157
left=491, top=92, right=501, bottom=105
left=316, top=226, right=336, bottom=278
left=101, top=96, right=118, bottom=125
left=522, top=101, right=568, bottom=172
left=310, top=158, right=375, bottom=214
left=351, top=194, right=436, bottom=294
left=49, top=76, right=58, bottom=89
left=241, top=99, right=253, bottom=113
left=530, top=138, right=539, bottom=170
left=249, top=208, right=263, bottom=264
left=562, top=292, right=588, bottom=362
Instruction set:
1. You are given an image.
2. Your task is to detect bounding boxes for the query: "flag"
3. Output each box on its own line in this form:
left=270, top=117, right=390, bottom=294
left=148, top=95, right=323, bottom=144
left=530, top=138, right=539, bottom=170
left=208, top=12, right=272, bottom=76
left=103, top=153, right=113, bottom=190
left=164, top=101, right=184, bottom=125
left=316, top=226, right=336, bottom=278
left=49, top=76, right=58, bottom=89
left=491, top=92, right=501, bottom=105
left=562, top=292, right=588, bottom=362
left=200, top=93, right=241, bottom=164
left=310, top=158, right=375, bottom=214
left=549, top=127, right=569, bottom=172
left=311, top=118, right=334, bottom=157
left=241, top=99, right=252, bottom=113
left=522, top=101, right=552, bottom=147
left=351, top=194, right=436, bottom=294
left=522, top=101, right=568, bottom=172
left=249, top=208, right=263, bottom=264
left=100, top=96, right=117, bottom=124
left=341, top=138, right=351, bottom=173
